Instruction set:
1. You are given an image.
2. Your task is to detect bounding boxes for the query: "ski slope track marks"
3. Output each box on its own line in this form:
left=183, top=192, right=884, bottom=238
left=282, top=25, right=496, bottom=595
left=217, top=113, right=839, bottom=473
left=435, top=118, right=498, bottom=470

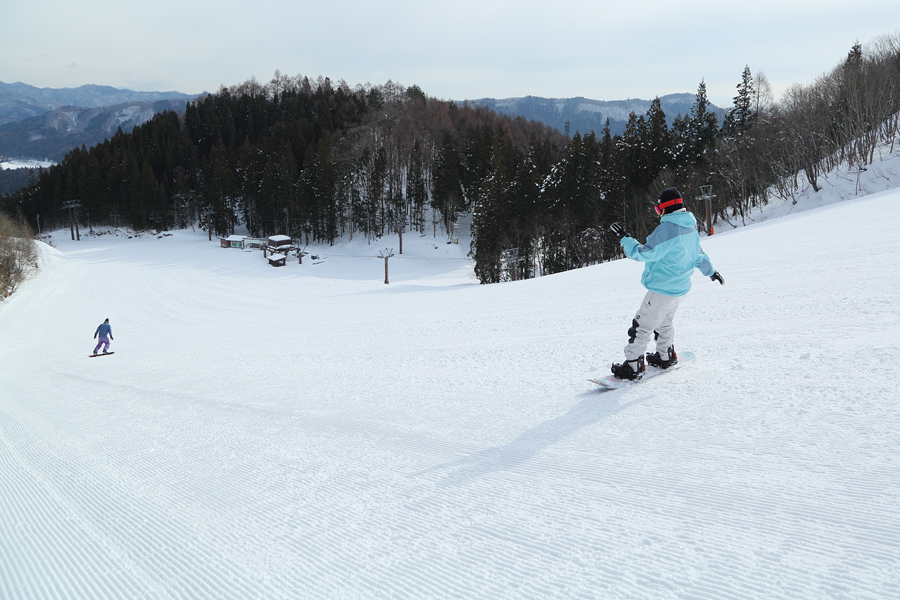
left=1, top=173, right=899, bottom=598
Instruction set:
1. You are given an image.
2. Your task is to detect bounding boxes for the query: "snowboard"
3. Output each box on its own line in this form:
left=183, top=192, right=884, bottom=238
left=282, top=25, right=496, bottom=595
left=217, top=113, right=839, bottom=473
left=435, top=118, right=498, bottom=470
left=590, top=351, right=696, bottom=390
left=89, top=352, right=115, bottom=358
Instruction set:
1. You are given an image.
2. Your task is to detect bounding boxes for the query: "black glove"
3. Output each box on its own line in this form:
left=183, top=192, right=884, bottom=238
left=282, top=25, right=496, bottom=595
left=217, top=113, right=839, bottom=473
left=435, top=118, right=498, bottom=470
left=711, top=271, right=725, bottom=285
left=609, top=222, right=630, bottom=239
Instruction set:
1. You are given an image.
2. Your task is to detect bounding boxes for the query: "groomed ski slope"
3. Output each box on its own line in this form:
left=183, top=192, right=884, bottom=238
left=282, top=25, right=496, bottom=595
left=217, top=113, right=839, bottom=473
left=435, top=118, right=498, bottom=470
left=2, top=163, right=899, bottom=599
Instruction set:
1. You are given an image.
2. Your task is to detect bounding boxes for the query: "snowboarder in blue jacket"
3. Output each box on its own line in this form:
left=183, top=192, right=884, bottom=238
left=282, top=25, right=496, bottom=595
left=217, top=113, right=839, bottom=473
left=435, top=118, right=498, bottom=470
left=93, top=318, right=113, bottom=355
left=609, top=187, right=724, bottom=380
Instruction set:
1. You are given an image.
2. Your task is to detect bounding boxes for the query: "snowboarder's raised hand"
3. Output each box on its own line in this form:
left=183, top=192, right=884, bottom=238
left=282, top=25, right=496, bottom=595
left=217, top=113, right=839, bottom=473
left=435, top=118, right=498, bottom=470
left=609, top=222, right=630, bottom=239
left=711, top=271, right=725, bottom=285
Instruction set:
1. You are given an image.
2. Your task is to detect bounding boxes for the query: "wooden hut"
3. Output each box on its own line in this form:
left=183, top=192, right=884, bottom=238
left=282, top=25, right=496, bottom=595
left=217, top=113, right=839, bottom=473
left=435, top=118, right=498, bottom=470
left=267, top=235, right=293, bottom=253
left=219, top=235, right=246, bottom=249
left=267, top=253, right=287, bottom=267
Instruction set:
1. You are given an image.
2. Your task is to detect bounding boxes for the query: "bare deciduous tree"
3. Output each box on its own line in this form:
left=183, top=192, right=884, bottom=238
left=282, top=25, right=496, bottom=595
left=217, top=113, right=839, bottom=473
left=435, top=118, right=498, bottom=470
left=0, top=212, right=38, bottom=299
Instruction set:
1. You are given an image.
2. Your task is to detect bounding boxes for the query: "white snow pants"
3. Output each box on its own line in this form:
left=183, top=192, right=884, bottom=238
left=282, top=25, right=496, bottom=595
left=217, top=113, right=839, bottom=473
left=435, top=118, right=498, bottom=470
left=624, top=291, right=683, bottom=361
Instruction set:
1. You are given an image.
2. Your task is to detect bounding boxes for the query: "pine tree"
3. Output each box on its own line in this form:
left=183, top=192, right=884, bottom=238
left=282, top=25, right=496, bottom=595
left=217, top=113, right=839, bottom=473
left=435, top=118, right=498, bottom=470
left=406, top=139, right=427, bottom=232
left=723, top=65, right=756, bottom=138
left=646, top=98, right=671, bottom=177
left=845, top=40, right=863, bottom=68
left=689, top=79, right=720, bottom=163
left=471, top=141, right=509, bottom=284
left=510, top=151, right=543, bottom=279
left=620, top=112, right=651, bottom=191
left=431, top=130, right=463, bottom=236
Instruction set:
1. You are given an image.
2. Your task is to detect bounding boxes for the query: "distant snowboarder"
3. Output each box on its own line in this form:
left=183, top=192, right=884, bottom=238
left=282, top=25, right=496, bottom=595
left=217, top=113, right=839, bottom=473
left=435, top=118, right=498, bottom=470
left=93, top=318, right=114, bottom=355
left=608, top=187, right=724, bottom=381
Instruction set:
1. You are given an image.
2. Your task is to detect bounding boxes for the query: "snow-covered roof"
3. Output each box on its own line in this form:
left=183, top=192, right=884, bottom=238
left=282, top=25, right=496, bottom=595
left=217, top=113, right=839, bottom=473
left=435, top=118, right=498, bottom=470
left=225, top=235, right=246, bottom=242
left=268, top=253, right=286, bottom=260
left=268, top=235, right=291, bottom=242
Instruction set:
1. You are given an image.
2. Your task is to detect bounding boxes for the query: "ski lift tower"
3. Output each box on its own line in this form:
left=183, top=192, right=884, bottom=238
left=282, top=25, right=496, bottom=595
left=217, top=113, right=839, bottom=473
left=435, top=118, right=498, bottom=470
left=378, top=248, right=394, bottom=284
left=503, top=248, right=520, bottom=281
left=699, top=185, right=715, bottom=235
left=62, top=200, right=82, bottom=240
left=392, top=215, right=407, bottom=255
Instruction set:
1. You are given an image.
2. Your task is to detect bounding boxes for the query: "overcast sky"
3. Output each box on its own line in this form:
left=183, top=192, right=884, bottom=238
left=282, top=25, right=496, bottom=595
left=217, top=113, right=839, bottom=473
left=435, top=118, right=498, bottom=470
left=2, top=0, right=898, bottom=107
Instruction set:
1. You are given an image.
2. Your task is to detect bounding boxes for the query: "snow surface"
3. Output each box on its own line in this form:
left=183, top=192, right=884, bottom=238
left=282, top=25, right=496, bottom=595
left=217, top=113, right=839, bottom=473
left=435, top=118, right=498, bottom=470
left=0, top=158, right=55, bottom=170
left=2, top=152, right=899, bottom=599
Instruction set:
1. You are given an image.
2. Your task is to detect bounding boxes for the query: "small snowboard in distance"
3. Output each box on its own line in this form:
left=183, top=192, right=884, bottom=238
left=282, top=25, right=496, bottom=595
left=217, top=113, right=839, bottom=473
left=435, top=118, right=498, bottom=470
left=590, top=351, right=697, bottom=390
left=89, top=352, right=115, bottom=358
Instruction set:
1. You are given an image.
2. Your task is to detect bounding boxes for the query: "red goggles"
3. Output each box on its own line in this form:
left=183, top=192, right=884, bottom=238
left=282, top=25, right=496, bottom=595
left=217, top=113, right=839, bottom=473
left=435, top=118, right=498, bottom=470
left=655, top=198, right=682, bottom=215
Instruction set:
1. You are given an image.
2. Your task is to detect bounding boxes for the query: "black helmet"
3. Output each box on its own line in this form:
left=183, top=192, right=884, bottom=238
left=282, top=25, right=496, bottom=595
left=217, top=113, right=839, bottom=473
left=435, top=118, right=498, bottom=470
left=655, top=187, right=684, bottom=215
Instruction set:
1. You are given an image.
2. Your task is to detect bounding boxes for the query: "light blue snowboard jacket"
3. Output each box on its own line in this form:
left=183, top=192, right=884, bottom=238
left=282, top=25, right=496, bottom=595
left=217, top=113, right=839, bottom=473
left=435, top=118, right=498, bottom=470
left=621, top=210, right=715, bottom=297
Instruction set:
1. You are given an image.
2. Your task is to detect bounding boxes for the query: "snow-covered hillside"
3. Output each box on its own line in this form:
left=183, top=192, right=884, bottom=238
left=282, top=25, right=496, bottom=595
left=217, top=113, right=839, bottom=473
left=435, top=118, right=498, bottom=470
left=1, top=153, right=899, bottom=599
left=0, top=158, right=54, bottom=170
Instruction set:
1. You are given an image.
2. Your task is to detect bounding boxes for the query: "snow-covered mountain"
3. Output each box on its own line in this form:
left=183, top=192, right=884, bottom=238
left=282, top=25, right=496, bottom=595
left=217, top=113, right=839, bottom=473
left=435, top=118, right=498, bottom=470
left=1, top=144, right=898, bottom=599
left=0, top=81, right=198, bottom=126
left=0, top=98, right=193, bottom=162
left=0, top=81, right=202, bottom=164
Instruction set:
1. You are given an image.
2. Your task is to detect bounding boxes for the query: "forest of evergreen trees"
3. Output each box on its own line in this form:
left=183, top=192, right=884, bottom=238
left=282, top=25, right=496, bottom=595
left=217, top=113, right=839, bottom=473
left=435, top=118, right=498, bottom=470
left=3, top=34, right=899, bottom=284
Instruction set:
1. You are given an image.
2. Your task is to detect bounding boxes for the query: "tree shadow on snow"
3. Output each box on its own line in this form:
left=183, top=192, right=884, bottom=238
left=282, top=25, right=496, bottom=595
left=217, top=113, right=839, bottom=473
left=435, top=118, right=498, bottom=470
left=422, top=390, right=652, bottom=487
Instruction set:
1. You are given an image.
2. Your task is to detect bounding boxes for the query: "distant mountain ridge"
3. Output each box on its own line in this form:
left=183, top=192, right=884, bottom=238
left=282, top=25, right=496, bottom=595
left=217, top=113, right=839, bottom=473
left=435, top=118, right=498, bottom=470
left=0, top=81, right=199, bottom=126
left=0, top=81, right=202, bottom=164
left=467, top=94, right=725, bottom=137
left=0, top=81, right=721, bottom=164
left=0, top=99, right=196, bottom=162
